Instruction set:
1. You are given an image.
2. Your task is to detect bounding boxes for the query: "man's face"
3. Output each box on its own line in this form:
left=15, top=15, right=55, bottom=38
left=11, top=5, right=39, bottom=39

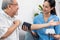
left=9, top=0, right=19, bottom=17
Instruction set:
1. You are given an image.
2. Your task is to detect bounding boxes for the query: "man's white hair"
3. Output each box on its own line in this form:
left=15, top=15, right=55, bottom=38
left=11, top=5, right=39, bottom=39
left=2, top=0, right=13, bottom=10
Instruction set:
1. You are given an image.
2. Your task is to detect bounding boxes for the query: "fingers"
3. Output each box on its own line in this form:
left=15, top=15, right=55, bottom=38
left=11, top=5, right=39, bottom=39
left=57, top=21, right=60, bottom=25
left=22, top=25, right=28, bottom=31
left=53, top=21, right=60, bottom=26
left=53, top=35, right=60, bottom=39
left=49, top=19, right=54, bottom=22
left=58, top=21, right=60, bottom=23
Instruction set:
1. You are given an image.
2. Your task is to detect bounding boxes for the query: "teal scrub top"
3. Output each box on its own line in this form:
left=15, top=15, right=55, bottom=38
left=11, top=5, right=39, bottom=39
left=33, top=13, right=60, bottom=40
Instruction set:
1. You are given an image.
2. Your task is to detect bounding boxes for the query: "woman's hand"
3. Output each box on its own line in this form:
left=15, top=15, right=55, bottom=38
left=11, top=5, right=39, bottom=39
left=52, top=34, right=60, bottom=39
left=49, top=19, right=60, bottom=26
left=22, top=25, right=28, bottom=31
left=22, top=22, right=31, bottom=31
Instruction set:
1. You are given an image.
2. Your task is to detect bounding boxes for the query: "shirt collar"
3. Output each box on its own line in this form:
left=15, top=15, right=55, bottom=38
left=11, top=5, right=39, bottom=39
left=1, top=9, right=15, bottom=20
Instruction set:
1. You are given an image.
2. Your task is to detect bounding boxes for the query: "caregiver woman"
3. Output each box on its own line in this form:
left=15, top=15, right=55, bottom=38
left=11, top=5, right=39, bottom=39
left=22, top=0, right=60, bottom=40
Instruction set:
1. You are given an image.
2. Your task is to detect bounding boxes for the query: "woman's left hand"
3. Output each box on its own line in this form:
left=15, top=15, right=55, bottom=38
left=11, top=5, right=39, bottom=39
left=52, top=34, right=60, bottom=39
left=22, top=25, right=28, bottom=31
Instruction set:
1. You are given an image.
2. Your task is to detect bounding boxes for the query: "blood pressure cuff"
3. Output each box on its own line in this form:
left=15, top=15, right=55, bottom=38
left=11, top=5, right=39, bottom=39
left=22, top=22, right=31, bottom=30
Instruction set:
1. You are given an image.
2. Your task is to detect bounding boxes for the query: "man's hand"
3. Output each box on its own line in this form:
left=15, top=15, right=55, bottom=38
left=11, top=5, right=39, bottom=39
left=13, top=20, right=20, bottom=26
left=1, top=20, right=20, bottom=39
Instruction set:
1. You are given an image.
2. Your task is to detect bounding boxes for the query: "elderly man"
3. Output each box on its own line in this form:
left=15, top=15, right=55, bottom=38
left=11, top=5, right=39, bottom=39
left=0, top=0, right=21, bottom=40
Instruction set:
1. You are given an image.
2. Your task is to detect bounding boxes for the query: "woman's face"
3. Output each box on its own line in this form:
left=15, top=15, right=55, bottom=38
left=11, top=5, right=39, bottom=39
left=43, top=1, right=52, bottom=14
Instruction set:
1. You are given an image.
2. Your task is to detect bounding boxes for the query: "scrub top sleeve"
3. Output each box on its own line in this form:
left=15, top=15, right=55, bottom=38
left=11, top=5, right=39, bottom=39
left=55, top=25, right=60, bottom=34
left=54, top=17, right=60, bottom=34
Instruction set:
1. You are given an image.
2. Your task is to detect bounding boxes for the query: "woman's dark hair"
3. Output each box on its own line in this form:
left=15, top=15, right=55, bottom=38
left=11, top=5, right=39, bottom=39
left=44, top=0, right=57, bottom=15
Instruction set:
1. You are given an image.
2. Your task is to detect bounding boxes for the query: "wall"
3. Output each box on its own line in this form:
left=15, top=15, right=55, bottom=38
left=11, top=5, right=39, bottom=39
left=0, top=0, right=2, bottom=10
left=17, top=0, right=44, bottom=23
left=56, top=0, right=60, bottom=17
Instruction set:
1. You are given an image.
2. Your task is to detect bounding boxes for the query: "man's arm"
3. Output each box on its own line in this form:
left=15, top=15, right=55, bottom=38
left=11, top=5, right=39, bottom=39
left=1, top=20, right=20, bottom=39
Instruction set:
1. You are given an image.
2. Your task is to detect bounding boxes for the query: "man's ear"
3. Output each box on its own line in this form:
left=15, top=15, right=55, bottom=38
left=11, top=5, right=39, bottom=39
left=7, top=5, right=11, bottom=9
